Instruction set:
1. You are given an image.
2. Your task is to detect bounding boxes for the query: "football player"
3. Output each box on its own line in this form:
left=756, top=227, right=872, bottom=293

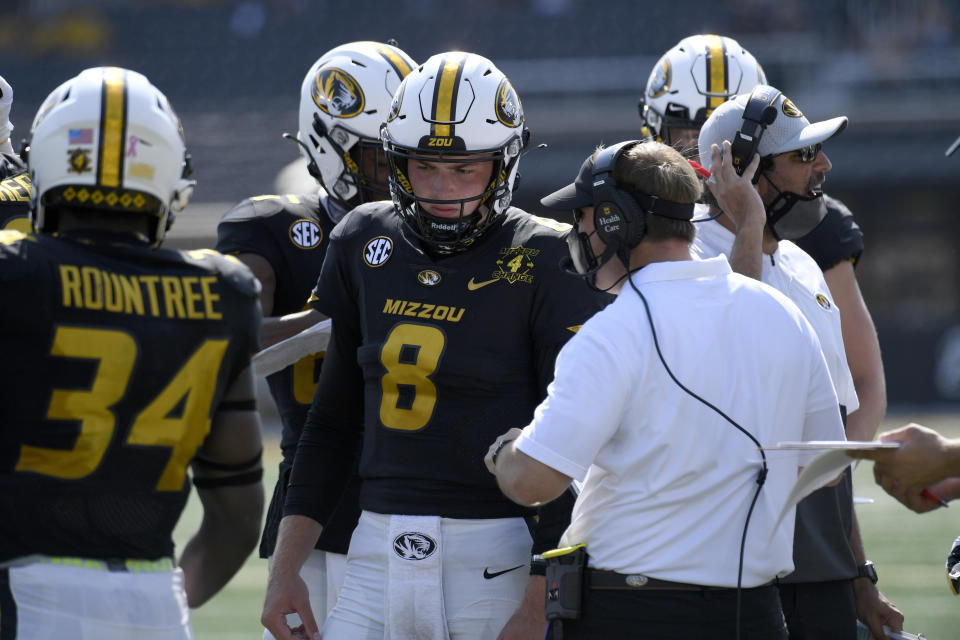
left=215, top=41, right=416, bottom=634
left=261, top=51, right=611, bottom=639
left=0, top=74, right=32, bottom=232
left=0, top=67, right=263, bottom=638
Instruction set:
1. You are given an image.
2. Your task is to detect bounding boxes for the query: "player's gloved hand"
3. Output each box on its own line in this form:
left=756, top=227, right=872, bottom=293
left=946, top=535, right=960, bottom=595
left=0, top=75, right=14, bottom=153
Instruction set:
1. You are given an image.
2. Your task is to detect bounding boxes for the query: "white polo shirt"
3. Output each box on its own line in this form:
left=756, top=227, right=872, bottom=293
left=516, top=256, right=844, bottom=587
left=692, top=211, right=859, bottom=414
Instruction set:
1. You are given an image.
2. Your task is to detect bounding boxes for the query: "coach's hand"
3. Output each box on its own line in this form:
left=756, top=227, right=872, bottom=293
left=854, top=580, right=903, bottom=640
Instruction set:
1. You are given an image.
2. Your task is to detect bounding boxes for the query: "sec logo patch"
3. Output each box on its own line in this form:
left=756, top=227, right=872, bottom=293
left=364, top=236, right=393, bottom=267
left=289, top=219, right=323, bottom=249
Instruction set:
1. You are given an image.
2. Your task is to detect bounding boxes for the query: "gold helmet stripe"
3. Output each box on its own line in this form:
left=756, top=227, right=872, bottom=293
left=704, top=34, right=727, bottom=116
left=98, top=67, right=127, bottom=188
left=376, top=44, right=413, bottom=81
left=431, top=52, right=466, bottom=138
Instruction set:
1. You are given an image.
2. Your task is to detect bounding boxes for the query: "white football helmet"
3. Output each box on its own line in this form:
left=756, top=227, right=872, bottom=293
left=640, top=34, right=766, bottom=149
left=381, top=51, right=528, bottom=254
left=298, top=41, right=416, bottom=211
left=28, top=67, right=193, bottom=246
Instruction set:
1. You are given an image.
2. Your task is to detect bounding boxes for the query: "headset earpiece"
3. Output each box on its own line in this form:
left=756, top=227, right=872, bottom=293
left=729, top=85, right=781, bottom=177
left=591, top=140, right=646, bottom=255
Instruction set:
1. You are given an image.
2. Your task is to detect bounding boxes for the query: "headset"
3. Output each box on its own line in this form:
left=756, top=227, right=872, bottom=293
left=591, top=140, right=697, bottom=257
left=729, top=85, right=781, bottom=177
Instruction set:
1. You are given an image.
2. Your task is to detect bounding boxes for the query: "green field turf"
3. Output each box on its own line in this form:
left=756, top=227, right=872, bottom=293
left=175, top=412, right=960, bottom=639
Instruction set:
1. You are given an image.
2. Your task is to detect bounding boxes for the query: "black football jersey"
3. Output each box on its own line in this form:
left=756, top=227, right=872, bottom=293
left=216, top=193, right=337, bottom=459
left=216, top=192, right=357, bottom=555
left=285, top=202, right=611, bottom=524
left=0, top=153, right=30, bottom=233
left=794, top=194, right=864, bottom=271
left=0, top=230, right=260, bottom=562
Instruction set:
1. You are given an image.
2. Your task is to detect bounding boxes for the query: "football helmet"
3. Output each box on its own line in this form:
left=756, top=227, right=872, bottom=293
left=28, top=67, right=194, bottom=246
left=381, top=51, right=528, bottom=254
left=298, top=41, right=416, bottom=212
left=640, top=34, right=766, bottom=149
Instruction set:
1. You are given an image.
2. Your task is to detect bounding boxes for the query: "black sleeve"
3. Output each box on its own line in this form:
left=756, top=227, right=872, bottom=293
left=283, top=234, right=364, bottom=526
left=283, top=319, right=365, bottom=525
left=793, top=196, right=864, bottom=271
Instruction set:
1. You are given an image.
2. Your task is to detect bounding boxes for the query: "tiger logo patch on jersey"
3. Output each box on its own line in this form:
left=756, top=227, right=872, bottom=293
left=417, top=269, right=441, bottom=286
left=289, top=219, right=323, bottom=249
left=815, top=293, right=832, bottom=310
left=393, top=532, right=438, bottom=560
left=363, top=235, right=393, bottom=267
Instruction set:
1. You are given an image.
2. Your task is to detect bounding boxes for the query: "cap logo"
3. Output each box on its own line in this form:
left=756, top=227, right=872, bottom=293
left=312, top=68, right=365, bottom=118
left=393, top=532, right=438, bottom=560
left=781, top=98, right=803, bottom=118
left=364, top=235, right=393, bottom=267
left=495, top=78, right=523, bottom=128
left=647, top=56, right=671, bottom=98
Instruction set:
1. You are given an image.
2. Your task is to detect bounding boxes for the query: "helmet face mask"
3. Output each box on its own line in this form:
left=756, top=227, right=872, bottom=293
left=640, top=34, right=766, bottom=155
left=381, top=52, right=528, bottom=255
left=28, top=67, right=193, bottom=247
left=298, top=41, right=416, bottom=212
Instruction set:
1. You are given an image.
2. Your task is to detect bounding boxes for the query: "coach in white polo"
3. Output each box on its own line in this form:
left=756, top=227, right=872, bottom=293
left=696, top=86, right=904, bottom=639
left=485, top=140, right=845, bottom=639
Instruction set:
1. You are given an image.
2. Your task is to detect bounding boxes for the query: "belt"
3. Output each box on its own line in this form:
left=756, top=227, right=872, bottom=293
left=36, top=556, right=175, bottom=573
left=588, top=569, right=773, bottom=591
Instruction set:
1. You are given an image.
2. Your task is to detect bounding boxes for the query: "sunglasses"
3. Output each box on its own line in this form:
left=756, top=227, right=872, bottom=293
left=778, top=142, right=822, bottom=163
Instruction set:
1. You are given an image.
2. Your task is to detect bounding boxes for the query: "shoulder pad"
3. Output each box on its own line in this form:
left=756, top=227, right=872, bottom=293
left=329, top=201, right=391, bottom=240
left=219, top=193, right=323, bottom=224
left=794, top=194, right=864, bottom=270
left=181, top=248, right=262, bottom=299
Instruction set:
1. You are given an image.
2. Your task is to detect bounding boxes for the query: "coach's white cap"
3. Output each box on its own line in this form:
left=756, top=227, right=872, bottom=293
left=698, top=87, right=847, bottom=172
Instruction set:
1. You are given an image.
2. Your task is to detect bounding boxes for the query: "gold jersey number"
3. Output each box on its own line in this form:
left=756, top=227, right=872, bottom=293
left=379, top=323, right=445, bottom=431
left=16, top=326, right=228, bottom=491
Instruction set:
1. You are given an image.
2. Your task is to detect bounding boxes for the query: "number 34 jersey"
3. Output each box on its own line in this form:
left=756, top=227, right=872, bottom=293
left=0, top=230, right=261, bottom=562
left=287, top=202, right=610, bottom=523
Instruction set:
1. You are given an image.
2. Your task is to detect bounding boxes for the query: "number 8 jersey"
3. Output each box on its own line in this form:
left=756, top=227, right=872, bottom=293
left=0, top=230, right=261, bottom=562
left=284, top=202, right=611, bottom=524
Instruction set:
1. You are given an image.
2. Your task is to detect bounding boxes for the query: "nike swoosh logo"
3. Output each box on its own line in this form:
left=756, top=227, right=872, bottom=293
left=467, top=277, right=499, bottom=291
left=483, top=565, right=525, bottom=579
